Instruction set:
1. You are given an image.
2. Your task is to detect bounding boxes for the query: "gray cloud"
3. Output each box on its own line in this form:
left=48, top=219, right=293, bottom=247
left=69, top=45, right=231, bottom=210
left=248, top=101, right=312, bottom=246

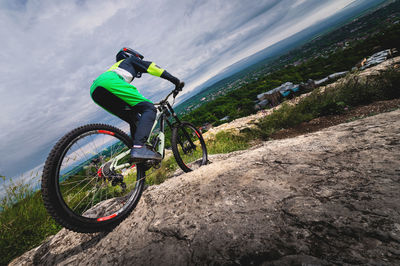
left=0, top=0, right=356, bottom=180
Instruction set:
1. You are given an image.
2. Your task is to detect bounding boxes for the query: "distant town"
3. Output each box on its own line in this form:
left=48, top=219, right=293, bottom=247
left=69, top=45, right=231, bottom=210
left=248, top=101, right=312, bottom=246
left=175, top=0, right=400, bottom=129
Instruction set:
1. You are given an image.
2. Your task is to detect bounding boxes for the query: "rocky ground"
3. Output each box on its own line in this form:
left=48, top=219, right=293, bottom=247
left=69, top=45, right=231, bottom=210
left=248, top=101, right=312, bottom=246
left=11, top=109, right=400, bottom=265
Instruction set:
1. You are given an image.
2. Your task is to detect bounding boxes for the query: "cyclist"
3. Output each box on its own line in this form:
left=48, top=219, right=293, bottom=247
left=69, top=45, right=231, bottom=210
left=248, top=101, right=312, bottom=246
left=90, top=47, right=183, bottom=161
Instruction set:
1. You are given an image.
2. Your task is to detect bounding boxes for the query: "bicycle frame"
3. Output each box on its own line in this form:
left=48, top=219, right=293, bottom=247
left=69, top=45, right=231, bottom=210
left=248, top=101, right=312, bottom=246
left=149, top=100, right=185, bottom=155
left=108, top=98, right=181, bottom=171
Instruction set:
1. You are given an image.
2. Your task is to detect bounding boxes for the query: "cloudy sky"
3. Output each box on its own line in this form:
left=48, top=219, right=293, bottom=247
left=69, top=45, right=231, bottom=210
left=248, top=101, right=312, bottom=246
left=0, top=0, right=375, bottom=187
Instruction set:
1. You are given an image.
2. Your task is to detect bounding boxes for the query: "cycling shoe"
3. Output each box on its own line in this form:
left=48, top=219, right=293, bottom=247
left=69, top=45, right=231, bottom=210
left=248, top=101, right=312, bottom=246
left=130, top=146, right=162, bottom=162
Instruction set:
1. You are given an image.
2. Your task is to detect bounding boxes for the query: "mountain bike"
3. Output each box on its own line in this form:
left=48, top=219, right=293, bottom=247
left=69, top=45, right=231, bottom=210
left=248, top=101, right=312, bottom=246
left=41, top=86, right=208, bottom=233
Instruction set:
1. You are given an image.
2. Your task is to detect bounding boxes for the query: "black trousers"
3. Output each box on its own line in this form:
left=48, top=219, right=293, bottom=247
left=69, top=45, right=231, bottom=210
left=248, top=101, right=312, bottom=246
left=91, top=86, right=157, bottom=146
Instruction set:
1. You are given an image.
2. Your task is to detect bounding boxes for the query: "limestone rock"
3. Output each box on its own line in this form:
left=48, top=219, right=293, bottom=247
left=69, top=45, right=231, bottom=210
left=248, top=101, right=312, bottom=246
left=11, top=110, right=400, bottom=265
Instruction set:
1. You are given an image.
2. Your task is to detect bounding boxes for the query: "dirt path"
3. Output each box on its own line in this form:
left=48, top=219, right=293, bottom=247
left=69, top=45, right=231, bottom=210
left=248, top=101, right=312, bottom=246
left=11, top=109, right=400, bottom=265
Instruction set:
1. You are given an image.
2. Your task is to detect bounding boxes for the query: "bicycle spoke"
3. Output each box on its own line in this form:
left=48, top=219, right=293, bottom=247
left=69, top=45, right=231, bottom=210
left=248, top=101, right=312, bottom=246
left=67, top=176, right=97, bottom=203
left=87, top=182, right=106, bottom=213
left=60, top=176, right=96, bottom=186
left=73, top=179, right=98, bottom=211
left=62, top=173, right=97, bottom=195
left=74, top=140, right=92, bottom=164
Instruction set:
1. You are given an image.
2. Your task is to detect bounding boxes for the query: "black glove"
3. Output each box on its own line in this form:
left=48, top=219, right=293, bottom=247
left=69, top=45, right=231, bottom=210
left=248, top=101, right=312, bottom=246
left=176, top=81, right=184, bottom=91
left=173, top=82, right=185, bottom=98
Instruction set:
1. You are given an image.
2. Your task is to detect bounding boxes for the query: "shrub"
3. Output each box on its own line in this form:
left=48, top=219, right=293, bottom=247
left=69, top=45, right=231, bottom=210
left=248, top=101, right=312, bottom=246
left=0, top=178, right=61, bottom=266
left=207, top=131, right=250, bottom=154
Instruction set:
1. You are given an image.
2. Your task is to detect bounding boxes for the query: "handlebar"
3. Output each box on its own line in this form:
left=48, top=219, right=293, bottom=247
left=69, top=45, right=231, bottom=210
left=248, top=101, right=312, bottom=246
left=154, top=82, right=185, bottom=106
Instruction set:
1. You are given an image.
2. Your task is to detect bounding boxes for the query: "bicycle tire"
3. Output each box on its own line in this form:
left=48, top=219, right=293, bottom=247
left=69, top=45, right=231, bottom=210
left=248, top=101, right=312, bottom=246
left=171, top=122, right=208, bottom=172
left=41, top=124, right=146, bottom=233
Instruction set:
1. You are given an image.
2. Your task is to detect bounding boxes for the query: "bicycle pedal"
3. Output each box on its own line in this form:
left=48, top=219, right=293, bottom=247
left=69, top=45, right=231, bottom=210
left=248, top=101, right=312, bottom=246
left=143, top=159, right=161, bottom=168
left=152, top=162, right=161, bottom=169
left=146, top=159, right=158, bottom=165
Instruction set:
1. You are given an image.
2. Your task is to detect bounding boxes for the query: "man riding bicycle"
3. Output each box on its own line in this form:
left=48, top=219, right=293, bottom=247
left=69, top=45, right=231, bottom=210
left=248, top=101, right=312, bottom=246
left=90, top=47, right=184, bottom=161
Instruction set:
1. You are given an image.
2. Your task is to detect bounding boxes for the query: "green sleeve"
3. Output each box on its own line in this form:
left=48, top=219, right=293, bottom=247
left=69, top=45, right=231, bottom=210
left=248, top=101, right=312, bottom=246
left=147, top=62, right=164, bottom=77
left=146, top=62, right=179, bottom=85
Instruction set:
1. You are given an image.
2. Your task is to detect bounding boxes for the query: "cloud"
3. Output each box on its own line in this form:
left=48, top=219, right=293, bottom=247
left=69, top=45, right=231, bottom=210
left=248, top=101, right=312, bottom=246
left=0, top=0, right=358, bottom=179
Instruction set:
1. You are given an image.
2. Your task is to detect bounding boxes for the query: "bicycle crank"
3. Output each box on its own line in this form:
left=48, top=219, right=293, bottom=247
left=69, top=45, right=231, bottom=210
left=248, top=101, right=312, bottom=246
left=97, top=162, right=126, bottom=190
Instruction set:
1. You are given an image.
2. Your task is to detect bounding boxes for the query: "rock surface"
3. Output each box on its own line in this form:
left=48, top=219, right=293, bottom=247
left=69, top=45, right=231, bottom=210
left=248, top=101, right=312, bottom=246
left=11, top=110, right=400, bottom=265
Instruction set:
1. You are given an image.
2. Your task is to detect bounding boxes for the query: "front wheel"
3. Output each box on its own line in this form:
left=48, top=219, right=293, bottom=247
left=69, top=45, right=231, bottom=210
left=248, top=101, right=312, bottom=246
left=41, top=124, right=146, bottom=233
left=171, top=122, right=208, bottom=172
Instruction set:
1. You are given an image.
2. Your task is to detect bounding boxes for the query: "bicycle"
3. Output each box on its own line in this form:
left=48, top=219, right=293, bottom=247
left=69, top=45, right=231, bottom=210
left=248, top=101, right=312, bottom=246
left=41, top=85, right=208, bottom=233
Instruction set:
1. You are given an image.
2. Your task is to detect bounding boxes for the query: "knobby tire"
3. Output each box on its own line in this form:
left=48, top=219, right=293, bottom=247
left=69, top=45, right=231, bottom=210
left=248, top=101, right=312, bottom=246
left=41, top=124, right=145, bottom=233
left=171, top=122, right=208, bottom=172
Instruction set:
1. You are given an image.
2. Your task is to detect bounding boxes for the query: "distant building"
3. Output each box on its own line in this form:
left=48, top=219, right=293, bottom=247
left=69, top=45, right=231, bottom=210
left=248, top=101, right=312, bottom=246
left=314, top=71, right=348, bottom=85
left=315, top=77, right=328, bottom=85
left=359, top=48, right=397, bottom=70
left=299, top=79, right=316, bottom=91
left=293, top=60, right=302, bottom=66
left=255, top=99, right=269, bottom=110
left=199, top=123, right=212, bottom=132
left=328, top=71, right=348, bottom=80
left=220, top=116, right=230, bottom=122
left=278, top=82, right=299, bottom=97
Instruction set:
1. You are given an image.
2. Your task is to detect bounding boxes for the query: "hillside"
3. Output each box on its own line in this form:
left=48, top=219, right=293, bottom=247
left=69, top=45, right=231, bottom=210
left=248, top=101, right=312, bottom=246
left=202, top=56, right=400, bottom=138
left=11, top=105, right=400, bottom=265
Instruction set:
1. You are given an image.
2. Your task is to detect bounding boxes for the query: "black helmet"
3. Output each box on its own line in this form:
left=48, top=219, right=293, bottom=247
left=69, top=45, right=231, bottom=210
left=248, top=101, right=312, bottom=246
left=116, top=47, right=144, bottom=62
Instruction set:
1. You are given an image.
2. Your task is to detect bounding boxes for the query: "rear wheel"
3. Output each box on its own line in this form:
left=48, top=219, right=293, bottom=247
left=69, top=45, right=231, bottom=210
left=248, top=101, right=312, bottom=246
left=41, top=124, right=145, bottom=233
left=171, top=122, right=208, bottom=172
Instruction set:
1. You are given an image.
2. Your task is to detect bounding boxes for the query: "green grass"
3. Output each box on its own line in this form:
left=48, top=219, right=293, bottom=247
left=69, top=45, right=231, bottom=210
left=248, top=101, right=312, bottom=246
left=145, top=130, right=251, bottom=185
left=0, top=150, right=138, bottom=266
left=0, top=178, right=61, bottom=266
left=207, top=131, right=251, bottom=154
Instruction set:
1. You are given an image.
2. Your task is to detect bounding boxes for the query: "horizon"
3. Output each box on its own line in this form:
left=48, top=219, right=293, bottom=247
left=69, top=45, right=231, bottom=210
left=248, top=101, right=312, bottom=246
left=0, top=0, right=387, bottom=192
